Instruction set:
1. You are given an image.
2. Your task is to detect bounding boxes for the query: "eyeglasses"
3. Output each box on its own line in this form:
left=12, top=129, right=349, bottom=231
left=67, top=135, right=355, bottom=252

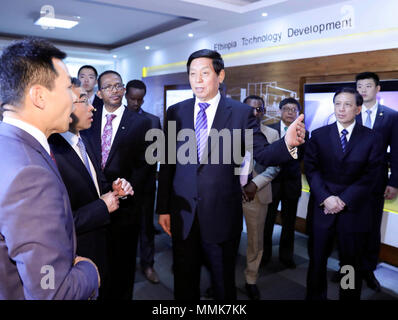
left=73, top=97, right=89, bottom=106
left=281, top=106, right=299, bottom=113
left=100, top=84, right=124, bottom=92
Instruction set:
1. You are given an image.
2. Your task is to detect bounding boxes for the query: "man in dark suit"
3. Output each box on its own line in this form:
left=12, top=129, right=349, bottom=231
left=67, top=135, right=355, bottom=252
left=82, top=70, right=151, bottom=300
left=305, top=87, right=383, bottom=300
left=125, top=79, right=162, bottom=284
left=78, top=65, right=103, bottom=110
left=49, top=78, right=134, bottom=299
left=355, top=72, right=398, bottom=290
left=263, top=98, right=306, bottom=269
left=157, top=49, right=306, bottom=300
left=0, top=38, right=99, bottom=299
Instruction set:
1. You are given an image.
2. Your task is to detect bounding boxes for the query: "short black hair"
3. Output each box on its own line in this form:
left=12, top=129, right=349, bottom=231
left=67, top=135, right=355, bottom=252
left=186, top=49, right=224, bottom=75
left=126, top=79, right=146, bottom=95
left=333, top=87, right=363, bottom=106
left=279, top=97, right=301, bottom=111
left=243, top=95, right=265, bottom=108
left=77, top=65, right=98, bottom=78
left=97, top=70, right=122, bottom=90
left=355, top=72, right=380, bottom=86
left=0, top=37, right=66, bottom=106
left=71, top=77, right=81, bottom=87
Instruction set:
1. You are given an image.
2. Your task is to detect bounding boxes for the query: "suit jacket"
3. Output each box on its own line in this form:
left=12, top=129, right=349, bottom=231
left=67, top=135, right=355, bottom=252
left=92, top=94, right=103, bottom=110
left=251, top=124, right=280, bottom=204
left=48, top=133, right=110, bottom=280
left=140, top=109, right=162, bottom=194
left=268, top=121, right=307, bottom=200
left=81, top=105, right=151, bottom=226
left=157, top=96, right=293, bottom=243
left=0, top=122, right=98, bottom=299
left=356, top=104, right=398, bottom=191
left=304, top=122, right=383, bottom=233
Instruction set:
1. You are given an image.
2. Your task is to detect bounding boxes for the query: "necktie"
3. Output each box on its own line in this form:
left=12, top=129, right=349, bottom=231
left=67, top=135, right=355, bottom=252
left=50, top=150, right=57, bottom=165
left=77, top=137, right=94, bottom=181
left=195, top=102, right=210, bottom=162
left=101, top=114, right=116, bottom=169
left=364, top=109, right=372, bottom=128
left=281, top=125, right=288, bottom=137
left=340, top=129, right=348, bottom=153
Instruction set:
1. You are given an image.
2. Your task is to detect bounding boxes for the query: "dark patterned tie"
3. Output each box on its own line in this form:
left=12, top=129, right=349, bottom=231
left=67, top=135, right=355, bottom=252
left=195, top=102, right=210, bottom=162
left=101, top=114, right=116, bottom=169
left=340, top=129, right=348, bottom=153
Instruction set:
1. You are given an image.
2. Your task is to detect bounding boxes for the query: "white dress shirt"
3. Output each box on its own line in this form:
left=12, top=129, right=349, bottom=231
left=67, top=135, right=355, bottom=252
left=2, top=116, right=51, bottom=155
left=337, top=120, right=356, bottom=142
left=101, top=105, right=125, bottom=146
left=60, top=131, right=100, bottom=196
left=194, top=91, right=221, bottom=135
left=361, top=102, right=378, bottom=129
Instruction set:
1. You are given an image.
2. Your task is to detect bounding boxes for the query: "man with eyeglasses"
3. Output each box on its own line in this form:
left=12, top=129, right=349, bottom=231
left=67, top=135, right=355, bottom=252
left=81, top=70, right=151, bottom=300
left=263, top=97, right=307, bottom=269
left=48, top=78, right=134, bottom=300
left=241, top=95, right=280, bottom=300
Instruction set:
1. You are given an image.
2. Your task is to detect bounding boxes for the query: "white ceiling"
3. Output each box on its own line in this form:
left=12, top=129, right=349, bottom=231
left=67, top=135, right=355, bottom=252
left=0, top=0, right=349, bottom=53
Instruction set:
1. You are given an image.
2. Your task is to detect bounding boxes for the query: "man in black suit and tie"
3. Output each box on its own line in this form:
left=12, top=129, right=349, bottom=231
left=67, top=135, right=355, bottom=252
left=82, top=71, right=151, bottom=300
left=78, top=65, right=103, bottom=110
left=355, top=72, right=398, bottom=290
left=305, top=87, right=383, bottom=300
left=125, top=79, right=162, bottom=284
left=263, top=98, right=306, bottom=269
left=49, top=78, right=134, bottom=299
left=157, top=49, right=306, bottom=300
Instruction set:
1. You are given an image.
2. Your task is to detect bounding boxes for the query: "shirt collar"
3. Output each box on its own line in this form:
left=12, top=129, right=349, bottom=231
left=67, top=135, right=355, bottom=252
left=102, top=105, right=125, bottom=120
left=281, top=120, right=290, bottom=131
left=337, top=120, right=356, bottom=135
left=194, top=91, right=221, bottom=109
left=2, top=116, right=51, bottom=154
left=361, top=101, right=378, bottom=114
left=60, top=131, right=80, bottom=148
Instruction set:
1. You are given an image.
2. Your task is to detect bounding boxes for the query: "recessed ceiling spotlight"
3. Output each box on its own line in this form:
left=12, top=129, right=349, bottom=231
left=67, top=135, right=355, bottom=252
left=188, top=33, right=194, bottom=38
left=262, top=12, right=268, bottom=17
left=145, top=46, right=150, bottom=50
left=112, top=55, right=117, bottom=59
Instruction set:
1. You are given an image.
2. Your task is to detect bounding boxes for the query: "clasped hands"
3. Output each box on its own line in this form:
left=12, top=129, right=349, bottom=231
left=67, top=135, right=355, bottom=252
left=323, top=195, right=346, bottom=214
left=100, top=178, right=134, bottom=213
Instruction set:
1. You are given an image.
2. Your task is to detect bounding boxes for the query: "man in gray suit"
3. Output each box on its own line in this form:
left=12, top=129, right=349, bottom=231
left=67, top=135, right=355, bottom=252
left=241, top=95, right=280, bottom=300
left=0, top=38, right=99, bottom=299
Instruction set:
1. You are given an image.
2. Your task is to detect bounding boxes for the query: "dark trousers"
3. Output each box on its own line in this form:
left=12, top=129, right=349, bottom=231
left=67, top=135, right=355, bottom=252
left=139, top=191, right=156, bottom=269
left=306, top=222, right=366, bottom=300
left=172, top=215, right=240, bottom=300
left=362, top=195, right=384, bottom=273
left=104, top=209, right=141, bottom=300
left=263, top=195, right=299, bottom=261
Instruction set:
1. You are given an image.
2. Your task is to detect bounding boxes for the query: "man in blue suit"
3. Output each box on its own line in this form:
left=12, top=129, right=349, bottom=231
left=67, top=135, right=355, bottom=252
left=49, top=78, right=134, bottom=300
left=305, top=87, right=383, bottom=300
left=157, top=49, right=306, bottom=300
left=0, top=38, right=99, bottom=299
left=355, top=71, right=398, bottom=291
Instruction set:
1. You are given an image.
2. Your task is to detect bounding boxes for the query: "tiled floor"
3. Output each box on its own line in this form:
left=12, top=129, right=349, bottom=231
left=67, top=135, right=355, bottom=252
left=133, top=225, right=398, bottom=300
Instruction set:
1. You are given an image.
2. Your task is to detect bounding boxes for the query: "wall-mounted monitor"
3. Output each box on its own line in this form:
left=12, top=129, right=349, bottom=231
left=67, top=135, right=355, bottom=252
left=304, top=80, right=398, bottom=134
left=164, top=85, right=193, bottom=110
